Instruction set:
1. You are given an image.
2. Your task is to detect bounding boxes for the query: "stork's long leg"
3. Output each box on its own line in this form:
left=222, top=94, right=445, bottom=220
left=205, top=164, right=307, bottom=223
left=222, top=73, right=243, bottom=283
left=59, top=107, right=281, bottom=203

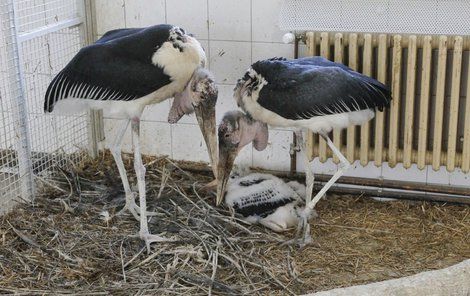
left=295, top=130, right=315, bottom=204
left=112, top=120, right=157, bottom=220
left=131, top=118, right=173, bottom=253
left=305, top=134, right=350, bottom=211
left=110, top=119, right=139, bottom=219
left=294, top=130, right=315, bottom=245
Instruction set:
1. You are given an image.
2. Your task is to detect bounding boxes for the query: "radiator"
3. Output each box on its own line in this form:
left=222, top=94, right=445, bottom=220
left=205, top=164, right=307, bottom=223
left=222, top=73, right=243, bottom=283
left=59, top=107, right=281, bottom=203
left=298, top=32, right=470, bottom=174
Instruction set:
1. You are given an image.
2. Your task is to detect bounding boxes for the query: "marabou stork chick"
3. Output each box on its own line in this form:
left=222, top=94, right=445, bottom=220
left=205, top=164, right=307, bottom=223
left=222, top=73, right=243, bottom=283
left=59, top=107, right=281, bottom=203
left=217, top=56, right=392, bottom=245
left=44, top=24, right=217, bottom=251
left=225, top=171, right=317, bottom=232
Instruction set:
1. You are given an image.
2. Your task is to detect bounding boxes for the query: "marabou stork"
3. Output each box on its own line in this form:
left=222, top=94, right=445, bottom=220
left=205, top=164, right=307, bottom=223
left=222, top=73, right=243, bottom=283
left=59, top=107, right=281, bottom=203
left=225, top=165, right=316, bottom=232
left=44, top=24, right=218, bottom=250
left=216, top=56, right=391, bottom=245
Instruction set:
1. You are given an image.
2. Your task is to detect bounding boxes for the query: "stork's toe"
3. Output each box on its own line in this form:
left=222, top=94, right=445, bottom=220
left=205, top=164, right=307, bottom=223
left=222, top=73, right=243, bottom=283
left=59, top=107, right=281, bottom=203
left=139, top=232, right=177, bottom=253
left=116, top=196, right=158, bottom=221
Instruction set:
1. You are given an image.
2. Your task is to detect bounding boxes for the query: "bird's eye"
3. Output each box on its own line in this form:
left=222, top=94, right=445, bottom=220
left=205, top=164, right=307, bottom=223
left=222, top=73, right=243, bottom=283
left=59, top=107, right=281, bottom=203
left=225, top=134, right=230, bottom=138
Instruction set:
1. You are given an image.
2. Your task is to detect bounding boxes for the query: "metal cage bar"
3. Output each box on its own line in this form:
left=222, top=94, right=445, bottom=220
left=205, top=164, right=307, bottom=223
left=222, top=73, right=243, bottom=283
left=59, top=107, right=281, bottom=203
left=1, top=0, right=34, bottom=201
left=0, top=0, right=92, bottom=211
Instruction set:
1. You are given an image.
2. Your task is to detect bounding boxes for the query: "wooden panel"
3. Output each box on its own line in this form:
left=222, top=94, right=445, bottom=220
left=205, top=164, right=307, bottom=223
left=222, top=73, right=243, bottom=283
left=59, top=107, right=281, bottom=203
left=360, top=34, right=372, bottom=166
left=332, top=33, right=343, bottom=164
left=346, top=33, right=358, bottom=163
left=318, top=32, right=330, bottom=162
left=417, top=36, right=433, bottom=170
left=432, top=36, right=448, bottom=171
left=446, top=36, right=463, bottom=171
left=403, top=35, right=418, bottom=168
left=388, top=35, right=402, bottom=167
left=306, top=32, right=316, bottom=160
left=374, top=34, right=387, bottom=167
left=462, top=54, right=470, bottom=173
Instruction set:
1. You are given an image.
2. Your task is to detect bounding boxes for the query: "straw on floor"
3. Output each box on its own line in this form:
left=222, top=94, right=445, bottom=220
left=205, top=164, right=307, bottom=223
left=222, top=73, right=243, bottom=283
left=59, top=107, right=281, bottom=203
left=1, top=152, right=469, bottom=295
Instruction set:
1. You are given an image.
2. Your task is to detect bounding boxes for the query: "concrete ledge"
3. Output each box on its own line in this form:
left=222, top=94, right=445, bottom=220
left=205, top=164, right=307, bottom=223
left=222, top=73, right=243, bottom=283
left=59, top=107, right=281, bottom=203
left=306, top=259, right=470, bottom=296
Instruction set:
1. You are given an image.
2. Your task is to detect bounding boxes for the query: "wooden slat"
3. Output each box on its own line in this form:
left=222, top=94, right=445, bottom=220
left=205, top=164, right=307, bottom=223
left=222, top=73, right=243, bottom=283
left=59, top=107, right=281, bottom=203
left=432, top=36, right=448, bottom=171
left=446, top=36, right=463, bottom=171
left=417, top=36, right=433, bottom=170
left=318, top=32, right=330, bottom=162
left=462, top=54, right=470, bottom=173
left=360, top=34, right=372, bottom=166
left=403, top=35, right=418, bottom=168
left=306, top=32, right=316, bottom=160
left=388, top=35, right=402, bottom=167
left=346, top=33, right=358, bottom=163
left=374, top=34, right=387, bottom=167
left=332, top=33, right=343, bottom=164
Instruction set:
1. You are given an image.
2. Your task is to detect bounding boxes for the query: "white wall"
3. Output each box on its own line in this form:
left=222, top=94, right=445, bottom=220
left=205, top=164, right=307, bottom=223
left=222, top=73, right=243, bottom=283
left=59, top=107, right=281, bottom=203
left=93, top=0, right=470, bottom=187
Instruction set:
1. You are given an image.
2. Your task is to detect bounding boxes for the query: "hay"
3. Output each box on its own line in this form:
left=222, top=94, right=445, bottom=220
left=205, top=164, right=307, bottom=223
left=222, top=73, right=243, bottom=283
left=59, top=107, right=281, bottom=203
left=1, top=152, right=469, bottom=295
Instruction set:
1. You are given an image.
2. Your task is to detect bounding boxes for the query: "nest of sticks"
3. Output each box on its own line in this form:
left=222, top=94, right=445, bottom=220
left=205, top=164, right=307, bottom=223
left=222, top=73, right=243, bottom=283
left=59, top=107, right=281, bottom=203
left=1, top=151, right=469, bottom=295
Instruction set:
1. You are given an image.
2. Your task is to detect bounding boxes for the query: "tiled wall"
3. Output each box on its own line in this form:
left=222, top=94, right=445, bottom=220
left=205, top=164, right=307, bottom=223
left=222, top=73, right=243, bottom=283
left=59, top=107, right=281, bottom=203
left=94, top=0, right=294, bottom=171
left=93, top=0, right=469, bottom=187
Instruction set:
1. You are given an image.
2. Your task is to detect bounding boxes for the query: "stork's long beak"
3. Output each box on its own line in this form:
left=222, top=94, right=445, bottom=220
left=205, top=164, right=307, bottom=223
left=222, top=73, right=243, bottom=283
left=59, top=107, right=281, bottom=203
left=216, top=144, right=237, bottom=205
left=194, top=101, right=217, bottom=178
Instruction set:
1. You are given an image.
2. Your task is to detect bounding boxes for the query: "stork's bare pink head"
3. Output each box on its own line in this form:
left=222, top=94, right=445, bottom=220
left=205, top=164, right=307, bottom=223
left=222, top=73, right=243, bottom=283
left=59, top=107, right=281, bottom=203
left=216, top=111, right=268, bottom=205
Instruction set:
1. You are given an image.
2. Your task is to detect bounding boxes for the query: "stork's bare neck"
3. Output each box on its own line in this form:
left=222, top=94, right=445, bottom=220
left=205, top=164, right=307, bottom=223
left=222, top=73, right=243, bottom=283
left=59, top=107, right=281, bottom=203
left=218, top=111, right=268, bottom=152
left=168, top=68, right=217, bottom=123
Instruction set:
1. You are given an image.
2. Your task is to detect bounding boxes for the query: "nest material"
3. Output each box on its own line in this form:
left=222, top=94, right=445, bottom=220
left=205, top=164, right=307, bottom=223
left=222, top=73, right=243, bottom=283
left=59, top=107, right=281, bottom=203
left=0, top=152, right=469, bottom=295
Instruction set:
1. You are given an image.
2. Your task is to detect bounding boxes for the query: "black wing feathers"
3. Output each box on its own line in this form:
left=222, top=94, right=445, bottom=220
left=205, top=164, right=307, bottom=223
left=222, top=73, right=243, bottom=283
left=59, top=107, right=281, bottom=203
left=252, top=57, right=392, bottom=120
left=233, top=193, right=296, bottom=218
left=45, top=24, right=174, bottom=112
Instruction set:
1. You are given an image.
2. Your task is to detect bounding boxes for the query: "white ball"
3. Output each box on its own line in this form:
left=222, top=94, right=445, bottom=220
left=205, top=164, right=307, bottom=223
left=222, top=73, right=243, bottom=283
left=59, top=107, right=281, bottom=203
left=282, top=32, right=295, bottom=44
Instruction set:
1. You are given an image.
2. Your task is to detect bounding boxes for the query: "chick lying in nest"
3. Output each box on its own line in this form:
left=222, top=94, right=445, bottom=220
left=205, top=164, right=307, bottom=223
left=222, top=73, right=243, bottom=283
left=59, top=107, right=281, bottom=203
left=225, top=167, right=317, bottom=232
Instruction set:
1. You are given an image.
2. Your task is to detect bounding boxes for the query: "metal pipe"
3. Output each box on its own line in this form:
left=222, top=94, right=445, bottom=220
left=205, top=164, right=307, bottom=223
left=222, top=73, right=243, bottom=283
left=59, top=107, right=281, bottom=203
left=177, top=163, right=470, bottom=204
left=1, top=0, right=35, bottom=201
left=263, top=167, right=470, bottom=196
left=297, top=32, right=470, bottom=50
left=289, top=36, right=300, bottom=174
left=311, top=183, right=470, bottom=205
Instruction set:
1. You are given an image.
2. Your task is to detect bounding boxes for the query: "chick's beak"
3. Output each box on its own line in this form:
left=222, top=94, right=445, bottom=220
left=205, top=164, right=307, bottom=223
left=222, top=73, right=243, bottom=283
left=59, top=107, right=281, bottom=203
left=216, top=143, right=237, bottom=206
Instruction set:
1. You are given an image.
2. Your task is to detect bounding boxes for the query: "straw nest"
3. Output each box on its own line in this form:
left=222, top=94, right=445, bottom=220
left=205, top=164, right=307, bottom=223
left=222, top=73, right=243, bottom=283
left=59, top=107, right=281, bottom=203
left=1, top=152, right=469, bottom=295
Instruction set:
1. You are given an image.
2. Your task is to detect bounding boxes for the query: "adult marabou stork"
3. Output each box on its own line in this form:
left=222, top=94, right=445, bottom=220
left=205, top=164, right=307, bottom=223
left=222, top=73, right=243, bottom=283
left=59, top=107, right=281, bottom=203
left=217, top=57, right=391, bottom=244
left=44, top=24, right=218, bottom=250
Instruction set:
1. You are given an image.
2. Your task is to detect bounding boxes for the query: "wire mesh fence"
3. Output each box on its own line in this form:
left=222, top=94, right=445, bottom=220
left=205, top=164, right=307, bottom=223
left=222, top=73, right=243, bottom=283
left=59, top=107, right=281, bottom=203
left=0, top=0, right=90, bottom=214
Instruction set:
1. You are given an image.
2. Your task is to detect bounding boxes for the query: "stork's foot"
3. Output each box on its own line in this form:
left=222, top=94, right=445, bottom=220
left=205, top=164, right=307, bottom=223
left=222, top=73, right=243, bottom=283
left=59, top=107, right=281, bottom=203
left=116, top=193, right=158, bottom=221
left=284, top=209, right=315, bottom=248
left=285, top=222, right=313, bottom=248
left=295, top=214, right=314, bottom=247
left=138, top=231, right=177, bottom=253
